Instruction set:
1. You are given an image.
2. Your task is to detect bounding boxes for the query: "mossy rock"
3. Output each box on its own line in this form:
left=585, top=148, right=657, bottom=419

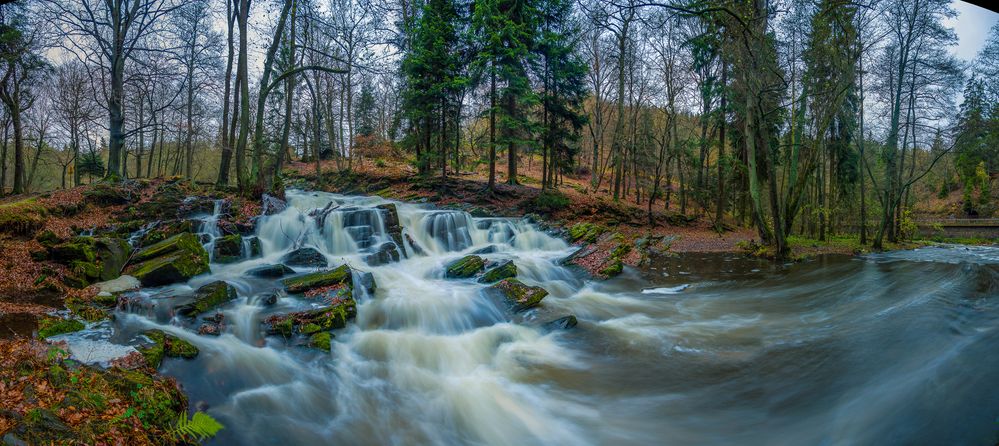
left=213, top=234, right=243, bottom=264
left=281, top=247, right=327, bottom=267
left=246, top=236, right=263, bottom=257
left=50, top=236, right=98, bottom=263
left=176, top=281, right=238, bottom=317
left=282, top=264, right=353, bottom=294
left=82, top=182, right=132, bottom=205
left=309, top=332, right=332, bottom=351
left=445, top=255, right=485, bottom=279
left=568, top=222, right=606, bottom=243
left=94, top=237, right=131, bottom=281
left=139, top=219, right=195, bottom=247
left=265, top=297, right=357, bottom=339
left=36, top=317, right=86, bottom=339
left=138, top=329, right=200, bottom=369
left=35, top=229, right=63, bottom=248
left=488, top=279, right=549, bottom=312
left=126, top=233, right=209, bottom=286
left=479, top=260, right=517, bottom=283
left=0, top=198, right=46, bottom=237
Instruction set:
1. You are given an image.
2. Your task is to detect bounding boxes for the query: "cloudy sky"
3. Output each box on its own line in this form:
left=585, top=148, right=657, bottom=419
left=948, top=1, right=999, bottom=62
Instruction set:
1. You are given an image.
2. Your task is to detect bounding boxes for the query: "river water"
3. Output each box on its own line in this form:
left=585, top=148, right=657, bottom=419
left=75, top=190, right=999, bottom=445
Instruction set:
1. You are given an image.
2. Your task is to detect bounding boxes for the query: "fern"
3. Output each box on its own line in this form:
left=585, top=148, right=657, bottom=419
left=169, top=411, right=224, bottom=443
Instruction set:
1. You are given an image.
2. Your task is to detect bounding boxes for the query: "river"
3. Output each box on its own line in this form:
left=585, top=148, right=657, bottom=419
left=58, top=190, right=999, bottom=445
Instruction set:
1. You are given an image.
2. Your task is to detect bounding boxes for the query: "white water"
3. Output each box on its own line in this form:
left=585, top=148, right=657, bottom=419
left=65, top=190, right=999, bottom=445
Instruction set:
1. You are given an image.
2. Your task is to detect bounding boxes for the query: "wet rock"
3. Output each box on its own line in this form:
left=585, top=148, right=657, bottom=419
left=179, top=196, right=221, bottom=217
left=404, top=233, right=426, bottom=256
left=471, top=245, right=498, bottom=255
left=92, top=275, right=141, bottom=298
left=138, top=329, right=199, bottom=368
left=246, top=236, right=263, bottom=257
left=445, top=255, right=485, bottom=278
left=365, top=241, right=401, bottom=266
left=355, top=271, right=376, bottom=297
left=213, top=234, right=242, bottom=264
left=260, top=293, right=279, bottom=306
left=282, top=264, right=352, bottom=294
left=479, top=260, right=517, bottom=284
left=542, top=315, right=578, bottom=331
left=282, top=247, right=327, bottom=268
left=376, top=203, right=404, bottom=246
left=264, top=298, right=358, bottom=339
left=176, top=281, right=237, bottom=317
left=198, top=313, right=226, bottom=336
left=261, top=193, right=287, bottom=215
left=94, top=238, right=131, bottom=282
left=308, top=332, right=332, bottom=351
left=488, top=278, right=549, bottom=312
left=138, top=219, right=195, bottom=247
left=126, top=233, right=210, bottom=286
left=246, top=263, right=295, bottom=278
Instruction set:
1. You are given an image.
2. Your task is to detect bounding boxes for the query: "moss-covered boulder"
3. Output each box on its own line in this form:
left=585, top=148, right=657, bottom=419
left=35, top=229, right=63, bottom=248
left=488, top=279, right=549, bottom=312
left=50, top=236, right=132, bottom=288
left=126, top=233, right=210, bottom=286
left=246, top=236, right=262, bottom=257
left=138, top=329, right=199, bottom=368
left=138, top=219, right=195, bottom=247
left=37, top=317, right=85, bottom=339
left=94, top=238, right=131, bottom=281
left=308, top=332, right=332, bottom=351
left=213, top=234, right=242, bottom=264
left=479, top=260, right=517, bottom=283
left=445, top=255, right=485, bottom=278
left=281, top=247, right=327, bottom=267
left=176, top=280, right=238, bottom=317
left=50, top=236, right=98, bottom=263
left=282, top=264, right=353, bottom=294
left=246, top=263, right=295, bottom=278
left=264, top=297, right=357, bottom=343
left=568, top=222, right=606, bottom=243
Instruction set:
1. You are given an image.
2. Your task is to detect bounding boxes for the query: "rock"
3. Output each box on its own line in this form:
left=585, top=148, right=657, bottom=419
left=365, top=241, right=401, bottom=266
left=198, top=313, right=225, bottom=336
left=178, top=196, right=221, bottom=217
left=445, top=255, right=485, bottom=278
left=246, top=264, right=295, bottom=278
left=92, top=275, right=141, bottom=295
left=35, top=229, right=63, bottom=248
left=355, top=271, right=376, bottom=297
left=176, top=280, right=238, bottom=317
left=260, top=293, right=279, bottom=306
left=281, top=247, right=327, bottom=267
left=264, top=298, right=358, bottom=338
left=138, top=329, right=199, bottom=368
left=488, top=278, right=549, bottom=312
left=37, top=316, right=85, bottom=339
left=376, top=203, right=404, bottom=246
left=125, top=233, right=210, bottom=286
left=567, top=222, right=606, bottom=243
left=213, top=234, right=242, bottom=264
left=261, top=193, right=287, bottom=215
left=246, top=236, right=262, bottom=257
left=471, top=245, right=498, bottom=255
left=308, top=332, right=332, bottom=351
left=542, top=315, right=578, bottom=331
left=282, top=264, right=352, bottom=294
left=404, top=233, right=426, bottom=256
left=479, top=260, right=517, bottom=283
left=94, top=237, right=131, bottom=281
left=138, top=219, right=195, bottom=247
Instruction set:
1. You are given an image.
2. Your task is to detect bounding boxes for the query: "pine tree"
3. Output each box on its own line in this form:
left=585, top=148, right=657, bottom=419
left=356, top=80, right=377, bottom=138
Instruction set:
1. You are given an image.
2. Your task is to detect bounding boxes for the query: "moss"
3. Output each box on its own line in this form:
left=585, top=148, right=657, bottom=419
left=37, top=317, right=85, bottom=339
left=50, top=237, right=98, bottom=263
left=300, top=323, right=322, bottom=335
left=139, top=330, right=199, bottom=369
left=479, top=260, right=517, bottom=283
left=128, top=251, right=210, bottom=287
left=599, top=261, right=624, bottom=276
left=274, top=317, right=293, bottom=338
left=568, top=222, right=606, bottom=243
left=308, top=332, right=332, bottom=351
left=489, top=279, right=549, bottom=312
left=213, top=234, right=243, bottom=263
left=82, top=182, right=132, bottom=205
left=445, top=255, right=485, bottom=278
left=69, top=304, right=109, bottom=322
left=177, top=281, right=237, bottom=317
left=282, top=264, right=353, bottom=294
left=35, top=229, right=63, bottom=247
left=132, top=232, right=203, bottom=264
left=0, top=198, right=46, bottom=236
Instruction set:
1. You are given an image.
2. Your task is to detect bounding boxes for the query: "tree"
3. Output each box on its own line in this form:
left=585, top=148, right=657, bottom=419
left=0, top=4, right=46, bottom=195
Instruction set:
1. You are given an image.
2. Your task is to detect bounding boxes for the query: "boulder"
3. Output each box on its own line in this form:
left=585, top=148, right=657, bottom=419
left=126, top=233, right=210, bottom=287
left=94, top=238, right=131, bottom=281
left=138, top=329, right=199, bottom=368
left=176, top=280, right=238, bottom=317
left=282, top=264, right=352, bottom=294
left=138, top=219, right=195, bottom=247
left=197, top=313, right=226, bottom=336
left=212, top=234, right=242, bottom=264
left=246, top=236, right=262, bottom=257
left=479, top=260, right=517, bottom=283
left=92, top=275, right=141, bottom=296
left=36, top=316, right=85, bottom=339
left=356, top=271, right=376, bottom=297
left=445, top=255, right=485, bottom=279
left=281, top=247, right=327, bottom=267
left=260, top=293, right=279, bottom=306
left=246, top=264, right=295, bottom=278
left=50, top=236, right=131, bottom=287
left=471, top=245, right=498, bottom=255
left=542, top=315, right=578, bottom=331
left=488, top=278, right=548, bottom=312
left=376, top=203, right=404, bottom=246
left=264, top=298, right=357, bottom=339
left=365, top=241, right=401, bottom=266
left=309, top=332, right=332, bottom=351
left=261, top=193, right=287, bottom=215
left=404, top=233, right=426, bottom=256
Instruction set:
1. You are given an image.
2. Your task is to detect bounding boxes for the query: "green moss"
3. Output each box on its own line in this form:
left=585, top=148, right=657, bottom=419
left=132, top=232, right=204, bottom=263
left=489, top=279, right=549, bottom=312
left=273, top=317, right=293, bottom=338
left=213, top=234, right=243, bottom=263
left=50, top=237, right=98, bottom=263
left=177, top=281, right=237, bottom=317
left=479, top=260, right=517, bottom=283
left=445, top=255, right=485, bottom=278
left=35, top=229, right=63, bottom=247
left=568, top=222, right=606, bottom=243
left=37, top=317, right=85, bottom=339
left=300, top=323, right=322, bottom=335
left=282, top=264, right=353, bottom=294
left=0, top=198, right=46, bottom=236
left=139, top=330, right=199, bottom=369
left=309, top=332, right=332, bottom=351
left=599, top=261, right=624, bottom=276
left=129, top=251, right=210, bottom=286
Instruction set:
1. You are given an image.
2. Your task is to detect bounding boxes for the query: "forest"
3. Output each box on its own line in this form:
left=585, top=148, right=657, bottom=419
left=2, top=0, right=999, bottom=444
left=0, top=0, right=993, bottom=257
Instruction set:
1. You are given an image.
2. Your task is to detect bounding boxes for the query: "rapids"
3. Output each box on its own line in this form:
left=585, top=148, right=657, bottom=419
left=57, top=190, right=999, bottom=445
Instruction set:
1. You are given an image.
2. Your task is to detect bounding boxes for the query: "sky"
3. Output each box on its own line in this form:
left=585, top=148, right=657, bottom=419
left=948, top=1, right=999, bottom=62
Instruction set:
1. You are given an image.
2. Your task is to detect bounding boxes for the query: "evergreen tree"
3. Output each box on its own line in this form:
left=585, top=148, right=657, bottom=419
left=534, top=0, right=587, bottom=189
left=356, top=80, right=377, bottom=138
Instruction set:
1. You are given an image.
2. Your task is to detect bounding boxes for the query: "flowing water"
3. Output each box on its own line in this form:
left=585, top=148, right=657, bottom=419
left=60, top=190, right=999, bottom=445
